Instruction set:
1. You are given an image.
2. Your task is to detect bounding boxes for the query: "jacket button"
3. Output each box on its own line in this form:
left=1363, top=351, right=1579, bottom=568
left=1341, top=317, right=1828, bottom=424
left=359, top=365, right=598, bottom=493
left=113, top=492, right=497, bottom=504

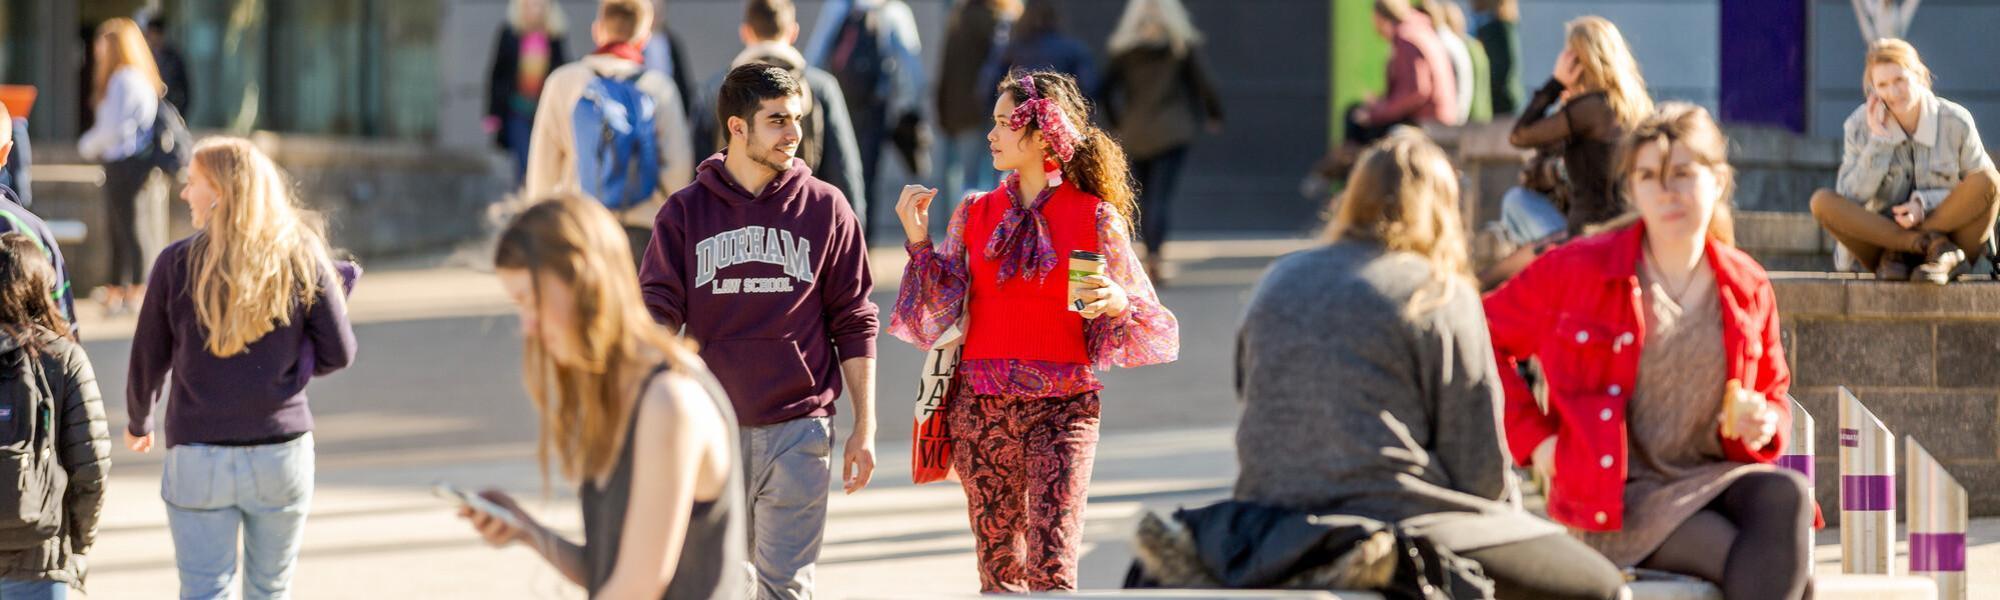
left=1595, top=511, right=1609, bottom=524
left=1620, top=333, right=1635, bottom=345
left=1600, top=455, right=1614, bottom=468
left=1600, top=408, right=1613, bottom=421
left=1575, top=331, right=1590, bottom=344
left=1608, top=385, right=1622, bottom=397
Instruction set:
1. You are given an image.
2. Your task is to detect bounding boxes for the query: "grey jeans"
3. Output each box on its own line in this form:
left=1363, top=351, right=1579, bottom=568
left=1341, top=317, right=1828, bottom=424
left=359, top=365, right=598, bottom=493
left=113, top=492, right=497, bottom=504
left=742, top=417, right=832, bottom=600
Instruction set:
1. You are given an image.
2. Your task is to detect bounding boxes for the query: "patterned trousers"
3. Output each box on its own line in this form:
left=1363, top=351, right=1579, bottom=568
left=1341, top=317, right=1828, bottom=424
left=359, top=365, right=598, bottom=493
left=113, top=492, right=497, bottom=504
left=948, top=391, right=1102, bottom=592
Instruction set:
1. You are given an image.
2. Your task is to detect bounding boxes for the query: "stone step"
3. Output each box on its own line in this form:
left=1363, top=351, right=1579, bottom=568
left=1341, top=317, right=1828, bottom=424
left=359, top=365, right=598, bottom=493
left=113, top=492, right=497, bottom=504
left=1628, top=574, right=1937, bottom=599
left=850, top=573, right=1937, bottom=600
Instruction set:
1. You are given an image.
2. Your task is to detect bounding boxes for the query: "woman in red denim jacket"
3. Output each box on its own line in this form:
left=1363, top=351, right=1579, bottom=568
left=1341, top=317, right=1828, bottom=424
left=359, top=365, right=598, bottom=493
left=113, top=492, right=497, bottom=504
left=1484, top=103, right=1812, bottom=600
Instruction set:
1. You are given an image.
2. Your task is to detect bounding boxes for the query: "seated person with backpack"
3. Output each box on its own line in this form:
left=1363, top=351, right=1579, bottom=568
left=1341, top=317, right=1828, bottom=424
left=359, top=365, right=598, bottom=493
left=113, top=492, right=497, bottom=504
left=0, top=231, right=110, bottom=598
left=525, top=0, right=695, bottom=258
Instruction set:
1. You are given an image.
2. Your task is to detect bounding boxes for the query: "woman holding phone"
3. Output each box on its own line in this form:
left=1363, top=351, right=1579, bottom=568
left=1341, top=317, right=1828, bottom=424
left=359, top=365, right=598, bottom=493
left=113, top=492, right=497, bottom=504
left=1808, top=38, right=1999, bottom=284
left=459, top=196, right=745, bottom=599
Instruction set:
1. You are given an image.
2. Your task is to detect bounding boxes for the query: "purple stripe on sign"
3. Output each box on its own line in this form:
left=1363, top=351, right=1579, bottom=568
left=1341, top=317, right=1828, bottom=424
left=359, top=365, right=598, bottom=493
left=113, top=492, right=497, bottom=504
left=1910, top=533, right=1967, bottom=572
left=1776, top=455, right=1815, bottom=481
left=1841, top=475, right=1895, bottom=511
left=1839, top=427, right=1860, bottom=448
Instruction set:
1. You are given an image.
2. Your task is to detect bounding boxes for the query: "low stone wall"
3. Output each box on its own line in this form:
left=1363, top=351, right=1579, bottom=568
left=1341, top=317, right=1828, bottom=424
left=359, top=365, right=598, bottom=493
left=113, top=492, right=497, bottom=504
left=1774, top=274, right=2000, bottom=523
left=1428, top=122, right=1840, bottom=235
left=27, top=132, right=509, bottom=290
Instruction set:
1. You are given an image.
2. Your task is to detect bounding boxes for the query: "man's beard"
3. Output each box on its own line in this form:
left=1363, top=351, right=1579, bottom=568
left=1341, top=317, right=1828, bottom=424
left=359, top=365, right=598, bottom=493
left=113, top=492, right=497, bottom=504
left=751, top=146, right=795, bottom=174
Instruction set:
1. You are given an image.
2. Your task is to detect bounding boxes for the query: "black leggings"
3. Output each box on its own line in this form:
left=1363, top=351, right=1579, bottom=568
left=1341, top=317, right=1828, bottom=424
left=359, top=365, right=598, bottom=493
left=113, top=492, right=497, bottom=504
left=102, top=158, right=155, bottom=287
left=1131, top=147, right=1189, bottom=255
left=1344, top=104, right=1415, bottom=148
left=1639, top=471, right=1814, bottom=600
left=1459, top=532, right=1625, bottom=600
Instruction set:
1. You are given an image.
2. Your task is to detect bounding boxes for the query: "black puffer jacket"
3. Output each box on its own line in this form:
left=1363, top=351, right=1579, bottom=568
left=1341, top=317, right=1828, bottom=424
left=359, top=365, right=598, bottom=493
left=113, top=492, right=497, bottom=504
left=0, top=328, right=109, bottom=590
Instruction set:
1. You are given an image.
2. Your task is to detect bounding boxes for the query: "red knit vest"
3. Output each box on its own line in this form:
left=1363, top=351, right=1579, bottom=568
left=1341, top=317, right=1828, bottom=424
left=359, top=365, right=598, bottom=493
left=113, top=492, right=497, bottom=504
left=961, top=184, right=1102, bottom=364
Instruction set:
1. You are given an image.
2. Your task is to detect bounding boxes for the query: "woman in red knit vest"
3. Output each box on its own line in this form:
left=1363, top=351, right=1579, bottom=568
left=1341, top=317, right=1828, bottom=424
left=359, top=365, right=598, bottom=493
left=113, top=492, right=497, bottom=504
left=889, top=70, right=1180, bottom=592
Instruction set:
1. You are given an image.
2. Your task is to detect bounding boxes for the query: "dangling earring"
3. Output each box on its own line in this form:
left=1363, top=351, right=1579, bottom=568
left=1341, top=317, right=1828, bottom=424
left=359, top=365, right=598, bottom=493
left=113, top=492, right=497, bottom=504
left=1043, top=158, right=1063, bottom=188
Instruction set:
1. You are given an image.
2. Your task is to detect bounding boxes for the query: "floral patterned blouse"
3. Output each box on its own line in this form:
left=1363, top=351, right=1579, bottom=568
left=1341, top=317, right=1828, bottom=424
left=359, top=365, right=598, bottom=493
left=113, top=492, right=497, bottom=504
left=888, top=177, right=1179, bottom=399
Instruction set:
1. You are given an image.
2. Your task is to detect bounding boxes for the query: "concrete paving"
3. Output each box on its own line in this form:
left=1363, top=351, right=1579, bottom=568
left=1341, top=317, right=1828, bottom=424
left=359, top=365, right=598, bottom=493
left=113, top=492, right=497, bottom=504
left=60, top=238, right=2000, bottom=598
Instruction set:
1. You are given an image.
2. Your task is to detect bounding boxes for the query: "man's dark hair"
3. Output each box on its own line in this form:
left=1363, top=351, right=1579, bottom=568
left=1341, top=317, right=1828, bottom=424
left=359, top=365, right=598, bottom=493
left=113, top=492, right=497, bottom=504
left=716, top=64, right=803, bottom=139
left=145, top=16, right=168, bottom=34
left=743, top=0, right=795, bottom=40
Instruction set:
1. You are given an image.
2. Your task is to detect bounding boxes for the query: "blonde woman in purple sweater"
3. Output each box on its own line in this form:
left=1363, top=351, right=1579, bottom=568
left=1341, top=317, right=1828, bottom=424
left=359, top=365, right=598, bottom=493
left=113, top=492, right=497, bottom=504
left=124, top=137, right=357, bottom=600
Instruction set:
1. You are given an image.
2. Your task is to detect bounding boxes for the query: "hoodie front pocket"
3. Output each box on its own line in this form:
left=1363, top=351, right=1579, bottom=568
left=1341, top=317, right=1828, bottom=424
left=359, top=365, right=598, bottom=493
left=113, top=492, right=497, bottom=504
left=700, top=338, right=818, bottom=411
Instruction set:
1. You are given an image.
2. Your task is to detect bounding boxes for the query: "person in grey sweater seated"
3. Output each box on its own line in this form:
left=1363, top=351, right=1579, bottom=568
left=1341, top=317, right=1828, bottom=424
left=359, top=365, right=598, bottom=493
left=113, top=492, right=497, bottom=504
left=1232, top=132, right=1624, bottom=600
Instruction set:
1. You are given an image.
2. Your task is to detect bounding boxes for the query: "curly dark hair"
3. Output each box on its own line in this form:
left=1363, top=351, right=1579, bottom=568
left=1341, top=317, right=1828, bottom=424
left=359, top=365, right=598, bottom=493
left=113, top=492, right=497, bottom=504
left=0, top=233, right=68, bottom=347
left=997, top=69, right=1137, bottom=227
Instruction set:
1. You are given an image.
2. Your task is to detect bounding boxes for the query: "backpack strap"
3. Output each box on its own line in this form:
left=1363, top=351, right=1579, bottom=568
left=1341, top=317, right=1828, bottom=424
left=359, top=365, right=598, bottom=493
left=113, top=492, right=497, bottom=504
left=0, top=212, right=66, bottom=305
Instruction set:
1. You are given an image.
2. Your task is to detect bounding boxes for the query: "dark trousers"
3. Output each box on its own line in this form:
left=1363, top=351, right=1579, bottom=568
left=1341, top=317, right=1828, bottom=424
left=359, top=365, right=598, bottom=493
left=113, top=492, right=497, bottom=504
left=1132, top=147, right=1190, bottom=256
left=1344, top=104, right=1413, bottom=147
left=102, top=157, right=156, bottom=287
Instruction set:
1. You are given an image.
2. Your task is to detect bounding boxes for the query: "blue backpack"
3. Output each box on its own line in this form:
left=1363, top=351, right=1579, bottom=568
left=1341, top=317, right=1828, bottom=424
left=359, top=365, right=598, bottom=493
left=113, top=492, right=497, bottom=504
left=571, top=73, right=662, bottom=211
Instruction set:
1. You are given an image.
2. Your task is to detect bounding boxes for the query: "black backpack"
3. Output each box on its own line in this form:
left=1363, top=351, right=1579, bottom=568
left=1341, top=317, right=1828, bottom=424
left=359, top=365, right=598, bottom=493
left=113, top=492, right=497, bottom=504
left=827, top=7, right=889, bottom=123
left=0, top=344, right=64, bottom=550
left=145, top=100, right=194, bottom=177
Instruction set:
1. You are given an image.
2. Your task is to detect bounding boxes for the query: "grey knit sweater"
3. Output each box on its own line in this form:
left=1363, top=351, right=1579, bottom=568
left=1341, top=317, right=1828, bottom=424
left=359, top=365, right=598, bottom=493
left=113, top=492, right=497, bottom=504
left=1233, top=241, right=1553, bottom=550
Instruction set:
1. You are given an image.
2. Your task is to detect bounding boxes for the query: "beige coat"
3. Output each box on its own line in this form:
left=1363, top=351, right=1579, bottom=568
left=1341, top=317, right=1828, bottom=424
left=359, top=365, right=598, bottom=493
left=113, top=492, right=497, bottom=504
left=525, top=54, right=695, bottom=227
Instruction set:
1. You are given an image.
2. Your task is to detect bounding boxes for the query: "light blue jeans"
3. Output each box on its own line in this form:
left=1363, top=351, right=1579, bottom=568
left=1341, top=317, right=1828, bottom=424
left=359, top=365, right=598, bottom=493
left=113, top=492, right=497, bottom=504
left=161, top=434, right=315, bottom=600
left=743, top=417, right=832, bottom=600
left=1500, top=186, right=1568, bottom=245
left=0, top=579, right=66, bottom=599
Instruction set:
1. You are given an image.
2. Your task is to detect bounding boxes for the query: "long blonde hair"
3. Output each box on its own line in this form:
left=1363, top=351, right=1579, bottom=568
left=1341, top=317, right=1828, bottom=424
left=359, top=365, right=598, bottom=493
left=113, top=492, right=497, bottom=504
left=494, top=195, right=698, bottom=485
left=1323, top=131, right=1471, bottom=317
left=91, top=18, right=166, bottom=108
left=1107, top=0, right=1204, bottom=57
left=1616, top=102, right=1737, bottom=246
left=188, top=138, right=332, bottom=357
left=1565, top=16, right=1652, bottom=129
left=508, top=0, right=568, bottom=35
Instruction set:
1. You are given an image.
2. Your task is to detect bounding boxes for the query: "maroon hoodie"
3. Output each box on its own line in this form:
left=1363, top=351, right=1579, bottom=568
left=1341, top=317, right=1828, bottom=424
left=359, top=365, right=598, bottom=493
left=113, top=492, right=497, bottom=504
left=641, top=153, right=878, bottom=426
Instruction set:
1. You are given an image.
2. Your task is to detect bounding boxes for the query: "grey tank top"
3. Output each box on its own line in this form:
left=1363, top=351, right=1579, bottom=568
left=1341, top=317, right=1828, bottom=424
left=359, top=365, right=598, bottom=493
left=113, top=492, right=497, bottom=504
left=581, top=366, right=747, bottom=599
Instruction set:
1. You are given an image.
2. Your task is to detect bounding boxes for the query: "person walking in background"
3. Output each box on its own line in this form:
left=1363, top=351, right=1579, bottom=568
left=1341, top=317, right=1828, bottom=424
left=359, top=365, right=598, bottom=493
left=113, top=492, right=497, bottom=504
left=463, top=195, right=747, bottom=599
left=125, top=137, right=358, bottom=600
left=487, top=0, right=570, bottom=187
left=1234, top=132, right=1624, bottom=600
left=1416, top=1, right=1475, bottom=125
left=1099, top=0, right=1224, bottom=284
left=0, top=233, right=110, bottom=600
left=643, top=4, right=699, bottom=134
left=525, top=0, right=695, bottom=256
left=0, top=107, right=75, bottom=329
left=1485, top=104, right=1814, bottom=600
left=642, top=64, right=879, bottom=600
left=935, top=0, right=1020, bottom=218
left=1472, top=0, right=1523, bottom=116
left=890, top=70, right=1179, bottom=592
left=141, top=11, right=191, bottom=117
left=1809, top=38, right=1998, bottom=284
left=805, top=0, right=925, bottom=235
left=79, top=17, right=167, bottom=317
left=980, top=0, right=1095, bottom=100
left=1501, top=16, right=1652, bottom=242
left=690, top=0, right=866, bottom=228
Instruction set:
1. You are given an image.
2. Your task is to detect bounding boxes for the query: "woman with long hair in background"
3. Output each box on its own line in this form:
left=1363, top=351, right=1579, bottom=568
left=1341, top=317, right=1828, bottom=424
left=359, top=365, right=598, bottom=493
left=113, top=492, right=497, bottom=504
left=79, top=17, right=169, bottom=316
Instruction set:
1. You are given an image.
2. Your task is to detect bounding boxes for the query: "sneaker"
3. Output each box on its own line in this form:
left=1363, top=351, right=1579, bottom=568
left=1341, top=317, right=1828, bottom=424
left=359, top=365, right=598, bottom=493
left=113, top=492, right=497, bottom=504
left=1916, top=232, right=1965, bottom=285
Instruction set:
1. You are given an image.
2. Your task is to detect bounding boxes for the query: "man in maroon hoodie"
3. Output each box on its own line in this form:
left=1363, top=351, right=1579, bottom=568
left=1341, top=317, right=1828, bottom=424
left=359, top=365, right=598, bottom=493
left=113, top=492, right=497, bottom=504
left=639, top=63, right=877, bottom=599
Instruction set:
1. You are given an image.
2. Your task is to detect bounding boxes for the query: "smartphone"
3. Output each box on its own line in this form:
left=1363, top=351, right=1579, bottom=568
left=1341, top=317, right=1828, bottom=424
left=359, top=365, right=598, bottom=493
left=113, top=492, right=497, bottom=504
left=433, top=481, right=525, bottom=531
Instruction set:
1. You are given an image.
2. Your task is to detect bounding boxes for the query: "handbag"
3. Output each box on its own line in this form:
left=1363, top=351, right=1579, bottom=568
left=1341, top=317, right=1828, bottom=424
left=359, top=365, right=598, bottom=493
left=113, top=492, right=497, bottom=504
left=911, top=317, right=966, bottom=484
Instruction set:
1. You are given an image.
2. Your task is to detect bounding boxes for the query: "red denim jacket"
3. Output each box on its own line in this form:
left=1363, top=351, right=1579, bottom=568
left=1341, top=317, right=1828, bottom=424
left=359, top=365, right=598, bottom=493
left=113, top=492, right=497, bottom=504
left=1483, top=223, right=1792, bottom=531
